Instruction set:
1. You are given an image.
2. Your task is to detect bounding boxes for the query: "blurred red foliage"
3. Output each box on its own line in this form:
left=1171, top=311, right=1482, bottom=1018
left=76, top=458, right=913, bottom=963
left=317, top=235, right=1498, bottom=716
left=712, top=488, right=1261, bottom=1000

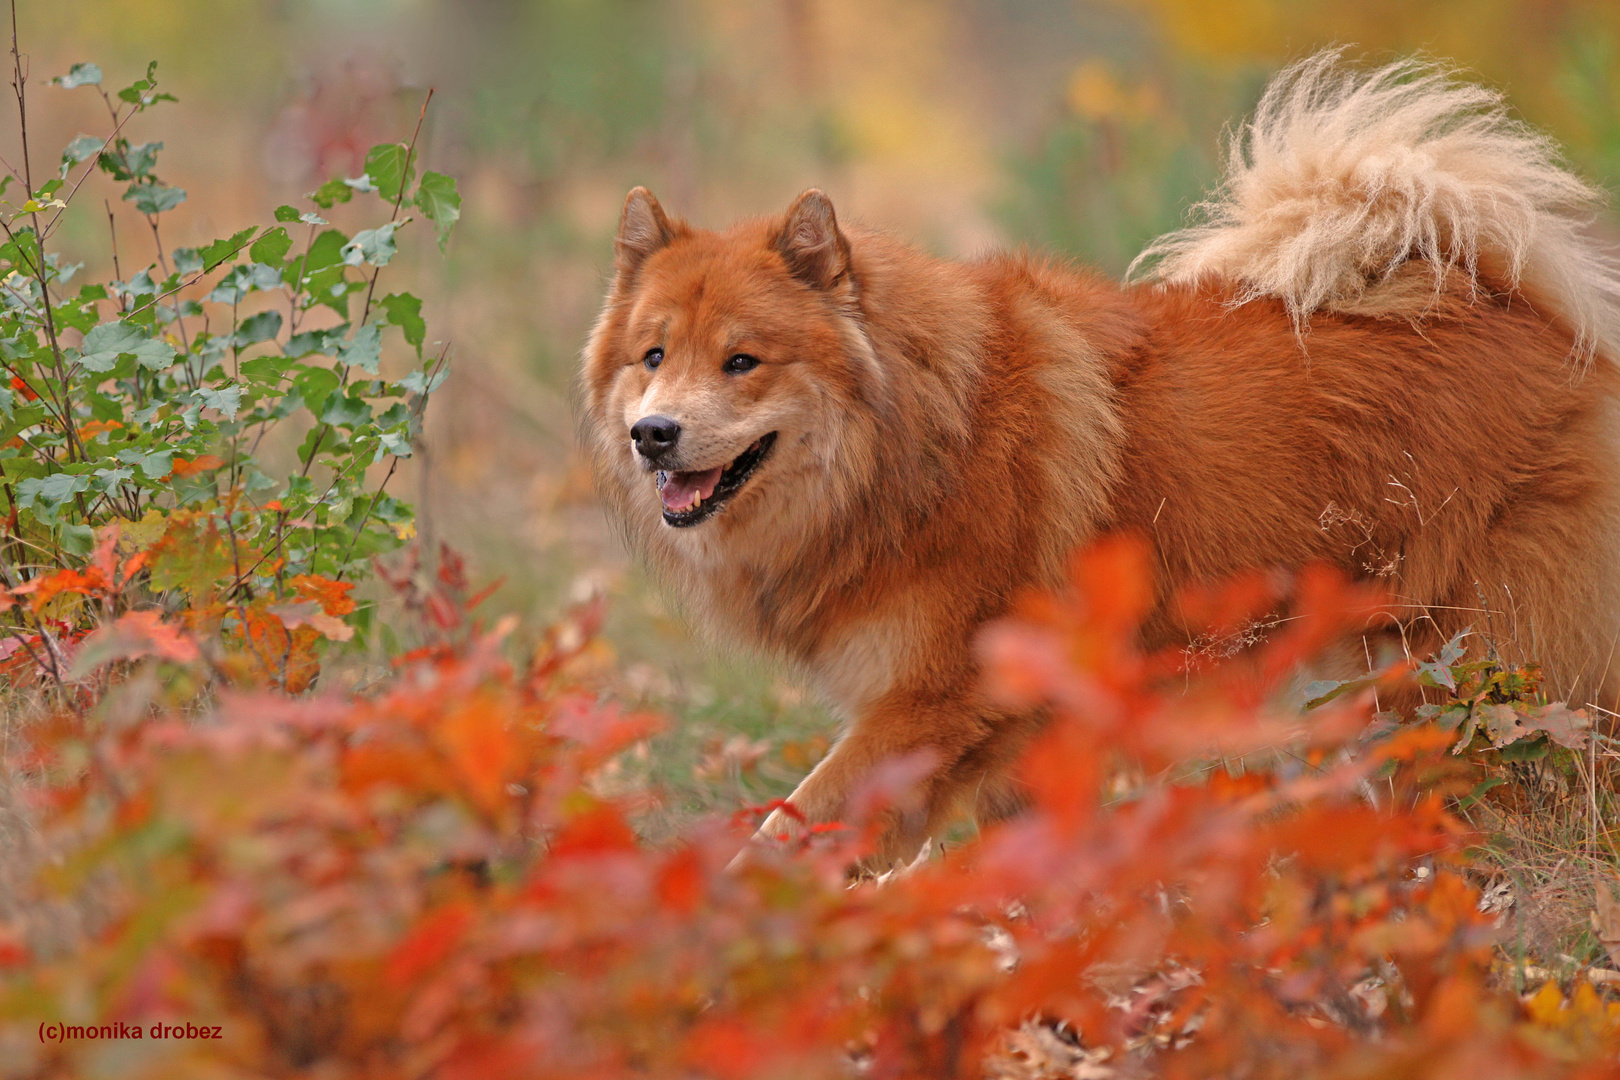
left=2, top=534, right=1617, bottom=1078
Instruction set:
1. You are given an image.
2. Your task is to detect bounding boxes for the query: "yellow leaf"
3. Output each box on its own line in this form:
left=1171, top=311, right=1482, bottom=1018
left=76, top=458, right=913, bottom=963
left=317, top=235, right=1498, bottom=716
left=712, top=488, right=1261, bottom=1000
left=1525, top=980, right=1565, bottom=1027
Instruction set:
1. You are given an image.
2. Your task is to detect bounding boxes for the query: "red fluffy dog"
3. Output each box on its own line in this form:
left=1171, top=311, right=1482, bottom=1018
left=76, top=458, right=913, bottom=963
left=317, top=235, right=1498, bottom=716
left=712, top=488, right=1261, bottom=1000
left=581, top=53, right=1620, bottom=862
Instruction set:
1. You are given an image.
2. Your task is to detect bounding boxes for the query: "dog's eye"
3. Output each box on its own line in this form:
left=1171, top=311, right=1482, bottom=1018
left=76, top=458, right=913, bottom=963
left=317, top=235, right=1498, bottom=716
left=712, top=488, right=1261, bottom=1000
left=643, top=347, right=664, bottom=370
left=723, top=353, right=760, bottom=374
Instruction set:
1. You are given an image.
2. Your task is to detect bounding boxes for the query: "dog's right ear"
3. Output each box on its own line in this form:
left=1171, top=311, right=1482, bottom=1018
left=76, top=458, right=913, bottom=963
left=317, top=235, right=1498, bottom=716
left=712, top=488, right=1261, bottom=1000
left=777, top=189, right=852, bottom=291
left=615, top=187, right=677, bottom=277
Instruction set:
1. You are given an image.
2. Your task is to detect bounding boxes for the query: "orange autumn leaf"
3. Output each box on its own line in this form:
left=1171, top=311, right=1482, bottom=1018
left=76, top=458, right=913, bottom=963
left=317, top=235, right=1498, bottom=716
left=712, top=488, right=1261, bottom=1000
left=437, top=698, right=517, bottom=817
left=270, top=601, right=355, bottom=642
left=78, top=419, right=124, bottom=438
left=8, top=376, right=36, bottom=401
left=291, top=573, right=357, bottom=617
left=23, top=566, right=109, bottom=612
left=169, top=454, right=226, bottom=478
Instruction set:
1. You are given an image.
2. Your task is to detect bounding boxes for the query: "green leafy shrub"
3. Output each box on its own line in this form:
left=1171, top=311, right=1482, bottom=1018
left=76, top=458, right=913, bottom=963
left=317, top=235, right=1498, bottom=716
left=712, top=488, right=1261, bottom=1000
left=0, top=55, right=456, bottom=689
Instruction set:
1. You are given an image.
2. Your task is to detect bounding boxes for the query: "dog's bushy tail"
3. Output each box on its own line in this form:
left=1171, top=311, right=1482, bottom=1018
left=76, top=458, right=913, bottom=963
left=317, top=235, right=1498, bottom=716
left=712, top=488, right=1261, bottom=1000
left=1130, top=49, right=1620, bottom=363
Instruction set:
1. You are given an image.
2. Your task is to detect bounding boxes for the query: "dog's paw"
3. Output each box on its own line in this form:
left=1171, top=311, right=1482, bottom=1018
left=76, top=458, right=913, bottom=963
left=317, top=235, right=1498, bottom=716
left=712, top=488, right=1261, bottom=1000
left=755, top=805, right=807, bottom=844
left=725, top=803, right=807, bottom=873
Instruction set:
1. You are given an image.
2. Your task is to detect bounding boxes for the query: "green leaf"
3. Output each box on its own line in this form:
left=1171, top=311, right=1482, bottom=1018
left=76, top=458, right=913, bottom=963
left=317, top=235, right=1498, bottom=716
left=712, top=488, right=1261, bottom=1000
left=208, top=263, right=282, bottom=303
left=240, top=354, right=298, bottom=384
left=123, top=182, right=185, bottom=215
left=285, top=229, right=347, bottom=288
left=52, top=63, right=102, bottom=89
left=340, top=222, right=401, bottom=268
left=274, top=204, right=301, bottom=223
left=378, top=426, right=413, bottom=457
left=90, top=465, right=134, bottom=492
left=200, top=226, right=257, bottom=272
left=233, top=310, right=282, bottom=347
left=99, top=141, right=162, bottom=182
left=310, top=178, right=353, bottom=210
left=172, top=247, right=202, bottom=275
left=79, top=322, right=176, bottom=372
left=319, top=390, right=372, bottom=429
left=197, top=385, right=243, bottom=420
left=1457, top=776, right=1507, bottom=810
left=363, top=143, right=416, bottom=203
left=284, top=324, right=347, bottom=358
left=135, top=449, right=173, bottom=479
left=337, top=323, right=382, bottom=375
left=1498, top=737, right=1549, bottom=763
left=1303, top=674, right=1380, bottom=710
left=16, top=471, right=90, bottom=511
left=413, top=172, right=461, bottom=251
left=400, top=366, right=447, bottom=396
left=59, top=134, right=104, bottom=179
left=249, top=226, right=292, bottom=268
left=294, top=366, right=340, bottom=415
left=378, top=293, right=424, bottom=355
left=58, top=523, right=95, bottom=557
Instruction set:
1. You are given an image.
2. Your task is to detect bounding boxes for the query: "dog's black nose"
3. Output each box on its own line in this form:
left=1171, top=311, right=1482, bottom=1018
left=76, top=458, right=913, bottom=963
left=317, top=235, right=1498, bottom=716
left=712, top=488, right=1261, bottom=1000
left=630, top=415, right=681, bottom=460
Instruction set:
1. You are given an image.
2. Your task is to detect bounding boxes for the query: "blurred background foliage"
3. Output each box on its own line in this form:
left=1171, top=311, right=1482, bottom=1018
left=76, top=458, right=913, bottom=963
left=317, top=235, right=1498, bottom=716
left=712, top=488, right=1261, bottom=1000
left=7, top=0, right=1619, bottom=820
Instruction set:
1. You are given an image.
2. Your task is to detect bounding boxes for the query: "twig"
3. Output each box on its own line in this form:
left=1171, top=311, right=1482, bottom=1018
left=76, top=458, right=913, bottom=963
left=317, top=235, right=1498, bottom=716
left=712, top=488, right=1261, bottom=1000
left=104, top=198, right=124, bottom=299
left=9, top=2, right=83, bottom=464
left=39, top=99, right=140, bottom=241
left=297, top=89, right=436, bottom=487
left=359, top=87, right=433, bottom=329
left=334, top=342, right=448, bottom=580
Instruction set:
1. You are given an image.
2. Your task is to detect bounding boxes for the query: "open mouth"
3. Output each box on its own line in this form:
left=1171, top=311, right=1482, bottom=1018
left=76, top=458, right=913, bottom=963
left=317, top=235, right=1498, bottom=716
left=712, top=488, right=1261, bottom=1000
left=656, top=433, right=777, bottom=528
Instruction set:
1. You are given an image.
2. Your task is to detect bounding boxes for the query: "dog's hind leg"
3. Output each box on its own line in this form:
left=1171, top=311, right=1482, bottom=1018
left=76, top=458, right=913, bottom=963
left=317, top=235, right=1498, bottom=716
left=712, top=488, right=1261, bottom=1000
left=1443, top=478, right=1620, bottom=715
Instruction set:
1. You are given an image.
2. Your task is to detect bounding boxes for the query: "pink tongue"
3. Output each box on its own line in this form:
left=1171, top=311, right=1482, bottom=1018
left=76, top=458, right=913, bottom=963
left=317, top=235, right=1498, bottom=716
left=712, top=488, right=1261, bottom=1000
left=659, top=466, right=723, bottom=512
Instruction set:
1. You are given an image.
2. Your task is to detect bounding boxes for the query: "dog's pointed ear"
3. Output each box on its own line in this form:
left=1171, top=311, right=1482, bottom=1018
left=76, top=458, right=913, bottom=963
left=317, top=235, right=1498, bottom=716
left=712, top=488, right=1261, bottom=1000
left=776, top=189, right=852, bottom=291
left=615, top=187, right=677, bottom=277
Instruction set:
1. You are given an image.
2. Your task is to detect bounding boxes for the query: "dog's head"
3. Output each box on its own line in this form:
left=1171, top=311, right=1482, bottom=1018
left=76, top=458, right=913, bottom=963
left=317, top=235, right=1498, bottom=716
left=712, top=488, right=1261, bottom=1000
left=581, top=187, right=885, bottom=551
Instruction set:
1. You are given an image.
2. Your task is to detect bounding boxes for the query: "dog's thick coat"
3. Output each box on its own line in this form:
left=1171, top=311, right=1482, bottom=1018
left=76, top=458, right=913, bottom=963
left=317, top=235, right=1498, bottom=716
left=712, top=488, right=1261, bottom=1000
left=580, top=53, right=1620, bottom=860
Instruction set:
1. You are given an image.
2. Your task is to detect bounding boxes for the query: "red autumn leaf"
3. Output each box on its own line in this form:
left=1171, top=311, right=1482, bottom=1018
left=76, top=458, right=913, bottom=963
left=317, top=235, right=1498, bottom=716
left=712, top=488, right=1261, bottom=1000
left=386, top=901, right=475, bottom=986
left=683, top=1018, right=770, bottom=1080
left=8, top=376, right=37, bottom=401
left=655, top=847, right=705, bottom=914
left=90, top=522, right=120, bottom=582
left=70, top=609, right=200, bottom=675
left=0, top=923, right=28, bottom=968
left=549, top=801, right=638, bottom=858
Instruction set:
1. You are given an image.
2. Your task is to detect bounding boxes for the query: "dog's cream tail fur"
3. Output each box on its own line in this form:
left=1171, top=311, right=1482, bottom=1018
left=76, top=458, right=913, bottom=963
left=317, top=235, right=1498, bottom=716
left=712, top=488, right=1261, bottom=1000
left=1130, top=49, right=1620, bottom=364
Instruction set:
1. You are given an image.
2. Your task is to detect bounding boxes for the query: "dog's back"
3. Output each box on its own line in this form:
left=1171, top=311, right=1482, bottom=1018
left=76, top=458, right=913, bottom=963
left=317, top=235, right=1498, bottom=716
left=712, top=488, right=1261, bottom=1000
left=1111, top=51, right=1620, bottom=705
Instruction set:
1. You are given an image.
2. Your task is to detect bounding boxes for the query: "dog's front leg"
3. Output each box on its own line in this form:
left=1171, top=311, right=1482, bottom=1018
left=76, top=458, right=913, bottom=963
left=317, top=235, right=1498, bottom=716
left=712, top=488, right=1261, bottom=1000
left=755, top=688, right=999, bottom=867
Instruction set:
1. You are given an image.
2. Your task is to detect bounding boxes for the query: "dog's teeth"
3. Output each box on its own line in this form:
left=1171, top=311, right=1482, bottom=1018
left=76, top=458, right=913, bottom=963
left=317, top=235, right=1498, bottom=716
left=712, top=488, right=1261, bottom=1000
left=693, top=493, right=702, bottom=509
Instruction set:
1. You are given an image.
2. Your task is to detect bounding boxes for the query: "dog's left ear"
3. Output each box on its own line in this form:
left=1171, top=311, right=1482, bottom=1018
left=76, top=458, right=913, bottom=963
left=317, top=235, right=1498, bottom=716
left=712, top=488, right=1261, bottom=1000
left=615, top=187, right=679, bottom=278
left=776, top=189, right=853, bottom=291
